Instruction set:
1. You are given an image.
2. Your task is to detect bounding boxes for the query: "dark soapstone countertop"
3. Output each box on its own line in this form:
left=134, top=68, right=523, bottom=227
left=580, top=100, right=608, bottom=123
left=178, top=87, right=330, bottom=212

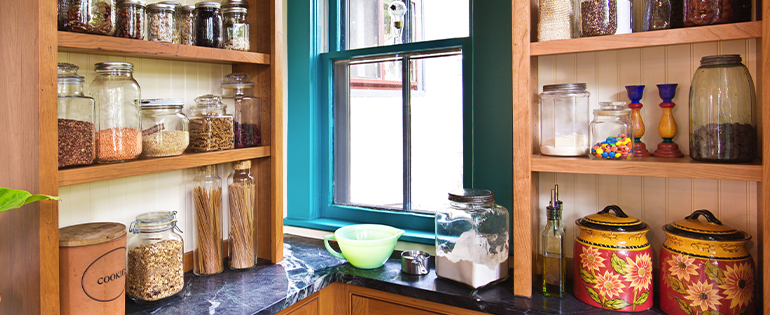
left=126, top=235, right=665, bottom=315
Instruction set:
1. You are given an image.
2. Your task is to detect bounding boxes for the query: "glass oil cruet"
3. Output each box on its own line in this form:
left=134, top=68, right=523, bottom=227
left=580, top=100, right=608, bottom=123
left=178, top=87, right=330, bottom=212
left=541, top=184, right=565, bottom=297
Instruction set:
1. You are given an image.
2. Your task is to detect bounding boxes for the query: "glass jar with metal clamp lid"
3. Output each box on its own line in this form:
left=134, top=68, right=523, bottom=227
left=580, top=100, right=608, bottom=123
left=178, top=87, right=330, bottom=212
left=126, top=211, right=184, bottom=303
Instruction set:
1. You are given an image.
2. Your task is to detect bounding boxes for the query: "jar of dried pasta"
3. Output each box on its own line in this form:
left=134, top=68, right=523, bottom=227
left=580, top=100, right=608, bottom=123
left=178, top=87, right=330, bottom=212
left=188, top=94, right=234, bottom=152
left=227, top=160, right=256, bottom=270
left=127, top=211, right=184, bottom=302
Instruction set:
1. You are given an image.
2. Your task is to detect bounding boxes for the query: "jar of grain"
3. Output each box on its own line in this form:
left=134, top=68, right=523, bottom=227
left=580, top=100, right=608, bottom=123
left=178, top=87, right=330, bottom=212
left=180, top=4, right=196, bottom=45
left=140, top=99, right=190, bottom=158
left=579, top=0, right=618, bottom=36
left=223, top=7, right=250, bottom=51
left=58, top=63, right=96, bottom=168
left=147, top=3, right=176, bottom=43
left=192, top=165, right=225, bottom=276
left=227, top=160, right=257, bottom=270
left=127, top=211, right=184, bottom=302
left=188, top=94, right=234, bottom=152
left=221, top=73, right=262, bottom=148
left=115, top=0, right=145, bottom=39
left=90, top=62, right=142, bottom=163
left=159, top=1, right=182, bottom=43
left=62, top=0, right=117, bottom=35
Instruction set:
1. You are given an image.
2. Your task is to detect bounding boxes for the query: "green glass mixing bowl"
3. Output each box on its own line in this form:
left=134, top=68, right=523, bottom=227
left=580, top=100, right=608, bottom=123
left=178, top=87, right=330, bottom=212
left=324, top=224, right=405, bottom=269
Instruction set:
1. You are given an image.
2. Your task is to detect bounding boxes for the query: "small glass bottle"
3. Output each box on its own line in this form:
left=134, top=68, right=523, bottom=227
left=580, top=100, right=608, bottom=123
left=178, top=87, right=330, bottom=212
left=192, top=165, right=224, bottom=276
left=223, top=7, right=250, bottom=51
left=180, top=4, right=196, bottom=45
left=194, top=1, right=223, bottom=48
left=589, top=108, right=634, bottom=160
left=541, top=186, right=565, bottom=298
left=539, top=83, right=590, bottom=156
left=90, top=62, right=142, bottom=163
left=63, top=0, right=117, bottom=35
left=58, top=63, right=96, bottom=168
left=579, top=0, right=618, bottom=36
left=140, top=99, right=190, bottom=158
left=147, top=3, right=176, bottom=43
left=127, top=211, right=184, bottom=302
left=227, top=160, right=257, bottom=270
left=221, top=73, right=262, bottom=148
left=188, top=94, right=234, bottom=152
left=116, top=0, right=145, bottom=39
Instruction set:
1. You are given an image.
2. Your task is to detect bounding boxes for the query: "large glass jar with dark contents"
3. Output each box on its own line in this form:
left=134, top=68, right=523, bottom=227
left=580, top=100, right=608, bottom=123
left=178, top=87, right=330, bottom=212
left=689, top=55, right=756, bottom=163
left=221, top=73, right=262, bottom=148
left=64, top=0, right=117, bottom=35
left=90, top=62, right=142, bottom=163
left=194, top=1, right=223, bottom=48
left=579, top=0, right=617, bottom=36
left=159, top=1, right=182, bottom=43
left=147, top=3, right=175, bottom=43
left=127, top=211, right=184, bottom=302
left=116, top=0, right=145, bottom=39
left=683, top=0, right=750, bottom=26
left=180, top=4, right=196, bottom=45
left=223, top=7, right=250, bottom=51
left=58, top=63, right=96, bottom=168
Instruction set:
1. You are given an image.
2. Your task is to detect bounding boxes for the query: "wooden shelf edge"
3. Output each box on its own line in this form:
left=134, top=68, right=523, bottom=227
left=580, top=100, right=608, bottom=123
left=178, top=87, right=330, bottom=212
left=530, top=21, right=761, bottom=56
left=58, top=31, right=270, bottom=65
left=530, top=154, right=762, bottom=181
left=59, top=146, right=271, bottom=186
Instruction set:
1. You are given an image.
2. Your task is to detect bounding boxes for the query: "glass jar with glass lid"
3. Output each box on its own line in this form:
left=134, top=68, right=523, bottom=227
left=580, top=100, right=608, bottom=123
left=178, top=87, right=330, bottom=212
left=435, top=189, right=509, bottom=289
left=227, top=160, right=256, bottom=270
left=159, top=1, right=182, bottom=43
left=63, top=0, right=117, bottom=35
left=90, top=62, right=142, bottom=163
left=115, top=0, right=145, bottom=39
left=127, top=211, right=184, bottom=302
left=58, top=63, right=96, bottom=168
left=539, top=83, right=590, bottom=156
left=188, top=94, right=234, bottom=152
left=221, top=73, right=262, bottom=148
left=180, top=4, right=196, bottom=45
left=589, top=108, right=634, bottom=160
left=140, top=99, right=190, bottom=158
left=147, top=3, right=176, bottom=43
left=194, top=1, right=223, bottom=48
left=223, top=7, right=250, bottom=51
left=192, top=165, right=224, bottom=276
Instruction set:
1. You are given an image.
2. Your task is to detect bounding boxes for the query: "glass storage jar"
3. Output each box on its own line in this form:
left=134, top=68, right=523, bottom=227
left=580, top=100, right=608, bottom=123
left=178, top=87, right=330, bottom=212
left=227, top=160, right=257, bottom=270
left=192, top=165, right=224, bottom=276
left=589, top=108, right=634, bottom=160
left=643, top=0, right=671, bottom=30
left=223, top=7, right=250, bottom=51
left=180, top=5, right=196, bottom=45
left=116, top=0, right=145, bottom=39
left=435, top=189, right=509, bottom=289
left=539, top=83, right=590, bottom=156
left=90, top=62, right=142, bottom=163
left=689, top=55, right=756, bottom=163
left=537, top=0, right=574, bottom=41
left=63, top=0, right=117, bottom=35
left=683, top=0, right=750, bottom=26
left=59, top=0, right=68, bottom=30
left=147, top=3, right=175, bottom=43
left=127, top=211, right=184, bottom=302
left=221, top=73, right=262, bottom=148
left=579, top=0, right=617, bottom=36
left=58, top=63, right=96, bottom=168
left=140, top=99, right=190, bottom=158
left=189, top=94, right=234, bottom=152
left=194, top=1, right=223, bottom=48
left=159, top=1, right=182, bottom=43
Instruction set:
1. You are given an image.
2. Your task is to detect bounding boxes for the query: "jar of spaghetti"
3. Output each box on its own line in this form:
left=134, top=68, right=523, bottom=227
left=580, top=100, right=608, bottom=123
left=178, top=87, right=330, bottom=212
left=90, top=62, right=142, bottom=163
left=192, top=165, right=224, bottom=276
left=227, top=160, right=257, bottom=270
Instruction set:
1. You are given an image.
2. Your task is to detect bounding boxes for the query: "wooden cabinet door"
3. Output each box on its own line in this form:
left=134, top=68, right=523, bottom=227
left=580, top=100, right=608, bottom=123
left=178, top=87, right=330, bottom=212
left=351, top=295, right=443, bottom=315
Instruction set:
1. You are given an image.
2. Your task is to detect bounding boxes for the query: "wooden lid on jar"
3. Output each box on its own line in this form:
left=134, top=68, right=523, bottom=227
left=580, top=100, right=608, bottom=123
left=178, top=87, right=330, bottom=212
left=59, top=222, right=127, bottom=247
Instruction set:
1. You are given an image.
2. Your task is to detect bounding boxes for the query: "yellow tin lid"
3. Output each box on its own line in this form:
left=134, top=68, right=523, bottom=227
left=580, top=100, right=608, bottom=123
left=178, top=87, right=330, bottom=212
left=664, top=209, right=748, bottom=241
left=577, top=205, right=648, bottom=232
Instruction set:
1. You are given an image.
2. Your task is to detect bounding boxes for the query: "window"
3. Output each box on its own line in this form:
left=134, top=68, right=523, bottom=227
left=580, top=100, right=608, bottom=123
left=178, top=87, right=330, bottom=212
left=287, top=0, right=512, bottom=244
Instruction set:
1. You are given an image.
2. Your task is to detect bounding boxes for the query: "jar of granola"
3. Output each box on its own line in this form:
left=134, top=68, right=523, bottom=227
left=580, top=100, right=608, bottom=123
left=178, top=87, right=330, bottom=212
left=147, top=3, right=175, bottom=43
left=159, top=1, right=182, bottom=43
left=127, top=211, right=184, bottom=303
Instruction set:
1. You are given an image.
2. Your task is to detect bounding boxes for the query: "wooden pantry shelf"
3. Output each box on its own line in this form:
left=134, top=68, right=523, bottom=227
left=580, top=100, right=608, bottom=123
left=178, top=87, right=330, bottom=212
left=59, top=146, right=270, bottom=186
left=58, top=31, right=270, bottom=64
left=530, top=154, right=762, bottom=181
left=530, top=21, right=761, bottom=56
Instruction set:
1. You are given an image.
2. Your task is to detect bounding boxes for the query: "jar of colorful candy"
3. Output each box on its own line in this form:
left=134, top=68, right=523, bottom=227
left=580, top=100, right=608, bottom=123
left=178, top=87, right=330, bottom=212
left=589, top=108, right=634, bottom=160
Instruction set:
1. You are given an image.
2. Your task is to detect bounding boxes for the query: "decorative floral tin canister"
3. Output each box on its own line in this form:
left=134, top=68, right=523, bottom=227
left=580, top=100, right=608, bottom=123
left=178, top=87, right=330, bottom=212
left=574, top=205, right=653, bottom=312
left=659, top=210, right=754, bottom=315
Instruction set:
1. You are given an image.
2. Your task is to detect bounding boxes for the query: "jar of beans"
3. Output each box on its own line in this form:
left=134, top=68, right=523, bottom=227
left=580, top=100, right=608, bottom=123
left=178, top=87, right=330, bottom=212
left=221, top=73, right=262, bottom=148
left=140, top=99, right=190, bottom=158
left=194, top=1, right=223, bottom=48
left=180, top=5, right=196, bottom=45
left=147, top=3, right=175, bottom=43
left=579, top=0, right=617, bottom=37
left=223, top=7, right=250, bottom=51
left=58, top=63, right=96, bottom=168
left=90, top=62, right=142, bottom=163
left=689, top=55, right=756, bottom=163
left=63, top=0, right=117, bottom=35
left=589, top=108, right=634, bottom=160
left=159, top=1, right=182, bottom=43
left=683, top=0, right=750, bottom=26
left=127, top=211, right=184, bottom=302
left=115, top=0, right=145, bottom=39
left=189, top=94, right=234, bottom=152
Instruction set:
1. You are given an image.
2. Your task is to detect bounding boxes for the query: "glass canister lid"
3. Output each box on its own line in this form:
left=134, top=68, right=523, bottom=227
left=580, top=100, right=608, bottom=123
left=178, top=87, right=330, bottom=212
left=448, top=188, right=495, bottom=203
left=221, top=73, right=255, bottom=89
left=577, top=205, right=648, bottom=232
left=141, top=98, right=184, bottom=109
left=599, top=101, right=627, bottom=110
left=542, top=83, right=587, bottom=92
left=58, top=63, right=85, bottom=84
left=194, top=94, right=226, bottom=108
left=664, top=209, right=749, bottom=241
left=594, top=108, right=632, bottom=116
left=130, top=211, right=179, bottom=233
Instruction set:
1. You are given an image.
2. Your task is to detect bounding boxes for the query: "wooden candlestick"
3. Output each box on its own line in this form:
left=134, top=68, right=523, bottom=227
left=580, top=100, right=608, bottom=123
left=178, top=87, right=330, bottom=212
left=652, top=84, right=684, bottom=158
left=625, top=85, right=651, bottom=157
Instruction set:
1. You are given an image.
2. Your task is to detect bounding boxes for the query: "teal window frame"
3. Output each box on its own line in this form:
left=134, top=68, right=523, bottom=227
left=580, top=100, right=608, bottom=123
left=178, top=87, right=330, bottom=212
left=286, top=0, right=512, bottom=244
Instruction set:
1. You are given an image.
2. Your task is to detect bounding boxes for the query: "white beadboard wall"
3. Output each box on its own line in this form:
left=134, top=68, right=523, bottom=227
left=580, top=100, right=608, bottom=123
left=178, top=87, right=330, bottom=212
left=536, top=39, right=760, bottom=265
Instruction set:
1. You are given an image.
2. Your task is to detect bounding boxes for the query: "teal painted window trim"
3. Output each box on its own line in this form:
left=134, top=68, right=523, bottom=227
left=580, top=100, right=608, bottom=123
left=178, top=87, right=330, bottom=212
left=287, top=0, right=512, bottom=242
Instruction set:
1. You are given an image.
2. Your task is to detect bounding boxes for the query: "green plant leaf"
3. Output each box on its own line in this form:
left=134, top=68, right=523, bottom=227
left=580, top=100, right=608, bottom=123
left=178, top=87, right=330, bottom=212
left=611, top=252, right=628, bottom=275
left=580, top=268, right=597, bottom=284
left=585, top=286, right=601, bottom=304
left=0, top=188, right=60, bottom=213
left=676, top=297, right=693, bottom=315
left=634, top=291, right=649, bottom=305
left=668, top=274, right=688, bottom=295
left=603, top=298, right=631, bottom=310
left=701, top=311, right=726, bottom=315
left=705, top=261, right=726, bottom=285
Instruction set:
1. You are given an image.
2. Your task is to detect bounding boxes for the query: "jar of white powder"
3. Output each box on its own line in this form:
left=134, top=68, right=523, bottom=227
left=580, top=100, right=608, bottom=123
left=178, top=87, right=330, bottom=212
left=539, top=83, right=591, bottom=156
left=435, top=189, right=509, bottom=289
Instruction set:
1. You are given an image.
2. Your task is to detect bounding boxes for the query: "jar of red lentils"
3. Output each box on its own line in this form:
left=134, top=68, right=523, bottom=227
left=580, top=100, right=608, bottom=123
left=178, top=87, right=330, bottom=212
left=90, top=62, right=142, bottom=163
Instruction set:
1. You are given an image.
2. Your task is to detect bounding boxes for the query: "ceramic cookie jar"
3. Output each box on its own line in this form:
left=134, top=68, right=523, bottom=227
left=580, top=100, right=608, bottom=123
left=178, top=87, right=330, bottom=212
left=574, top=205, right=653, bottom=312
left=659, top=210, right=755, bottom=315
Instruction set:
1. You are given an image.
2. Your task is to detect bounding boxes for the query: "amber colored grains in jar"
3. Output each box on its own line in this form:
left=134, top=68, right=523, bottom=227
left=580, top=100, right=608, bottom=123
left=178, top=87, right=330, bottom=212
left=126, top=239, right=184, bottom=301
left=141, top=130, right=189, bottom=158
left=58, top=119, right=95, bottom=168
left=188, top=116, right=234, bottom=152
left=581, top=0, right=617, bottom=36
left=116, top=2, right=145, bottom=39
left=98, top=127, right=142, bottom=162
